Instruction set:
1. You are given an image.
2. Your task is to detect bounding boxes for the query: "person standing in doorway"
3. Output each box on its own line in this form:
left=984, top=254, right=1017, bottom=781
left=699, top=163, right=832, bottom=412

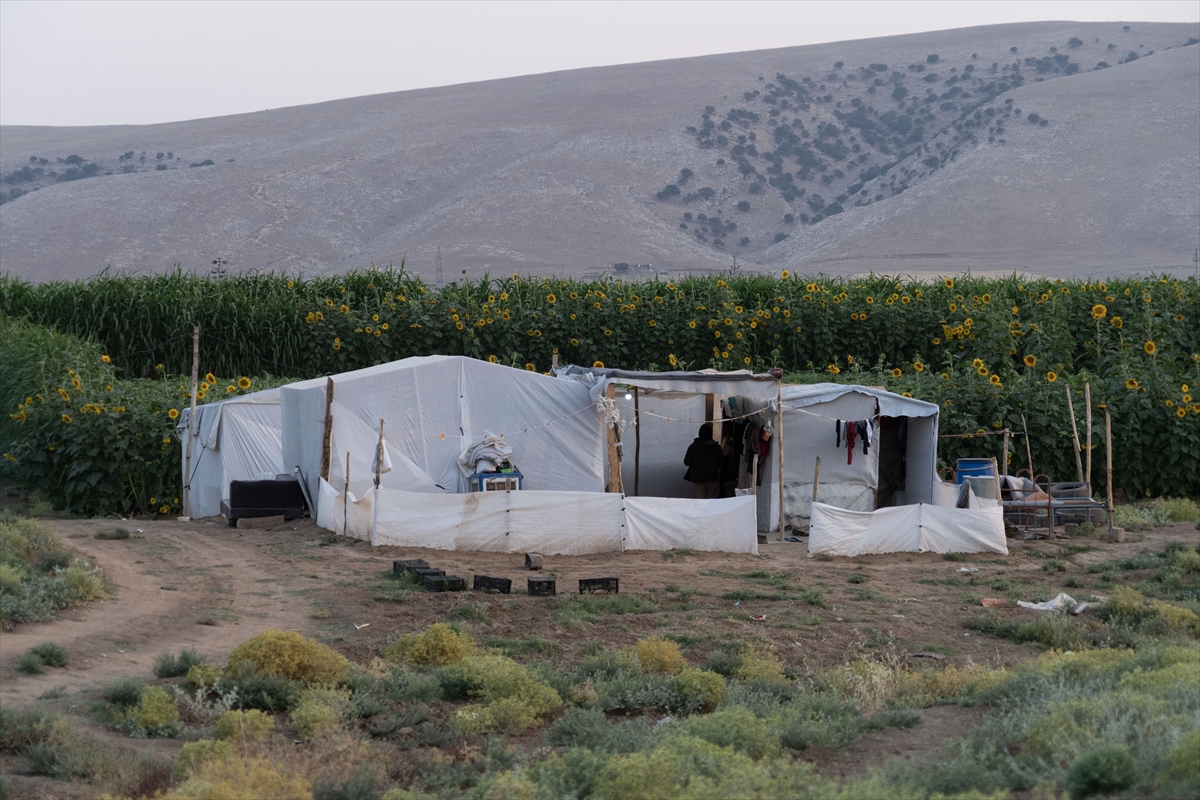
left=684, top=423, right=722, bottom=498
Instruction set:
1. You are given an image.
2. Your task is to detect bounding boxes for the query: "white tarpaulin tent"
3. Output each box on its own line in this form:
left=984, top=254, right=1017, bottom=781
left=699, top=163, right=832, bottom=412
left=177, top=388, right=283, bottom=518
left=808, top=501, right=1008, bottom=556
left=754, top=384, right=940, bottom=529
left=283, top=356, right=760, bottom=555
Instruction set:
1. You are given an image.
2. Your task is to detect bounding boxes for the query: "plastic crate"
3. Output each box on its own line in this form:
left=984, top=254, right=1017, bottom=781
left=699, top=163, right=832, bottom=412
left=473, top=575, right=512, bottom=594
left=413, top=567, right=445, bottom=579
left=425, top=575, right=466, bottom=592
left=393, top=559, right=431, bottom=574
left=527, top=576, right=557, bottom=596
left=579, top=577, right=619, bottom=595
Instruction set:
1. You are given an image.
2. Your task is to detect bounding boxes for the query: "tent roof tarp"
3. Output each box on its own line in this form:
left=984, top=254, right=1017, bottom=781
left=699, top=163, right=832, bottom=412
left=557, top=364, right=781, bottom=402
left=781, top=383, right=938, bottom=419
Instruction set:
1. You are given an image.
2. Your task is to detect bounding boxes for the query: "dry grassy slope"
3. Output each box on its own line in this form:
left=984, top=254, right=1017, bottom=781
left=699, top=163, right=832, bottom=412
left=0, top=20, right=1196, bottom=283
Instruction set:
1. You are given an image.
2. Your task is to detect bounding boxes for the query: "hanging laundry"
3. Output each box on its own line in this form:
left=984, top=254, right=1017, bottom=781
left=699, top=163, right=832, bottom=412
left=856, top=420, right=870, bottom=456
left=835, top=420, right=842, bottom=447
left=846, top=421, right=857, bottom=464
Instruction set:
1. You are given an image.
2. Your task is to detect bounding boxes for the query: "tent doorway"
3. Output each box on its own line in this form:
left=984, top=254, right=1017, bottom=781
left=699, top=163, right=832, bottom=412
left=876, top=416, right=910, bottom=508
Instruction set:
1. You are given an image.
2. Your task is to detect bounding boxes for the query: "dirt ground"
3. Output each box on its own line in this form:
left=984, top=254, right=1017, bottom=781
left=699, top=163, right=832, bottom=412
left=3, top=514, right=1197, bottom=788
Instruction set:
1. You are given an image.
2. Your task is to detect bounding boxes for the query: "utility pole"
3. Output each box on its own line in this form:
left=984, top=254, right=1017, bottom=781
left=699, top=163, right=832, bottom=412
left=436, top=246, right=443, bottom=287
left=1193, top=248, right=1198, bottom=282
left=210, top=257, right=227, bottom=279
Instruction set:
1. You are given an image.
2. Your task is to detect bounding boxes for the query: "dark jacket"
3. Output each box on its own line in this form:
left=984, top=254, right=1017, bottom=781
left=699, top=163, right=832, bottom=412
left=684, top=437, right=722, bottom=483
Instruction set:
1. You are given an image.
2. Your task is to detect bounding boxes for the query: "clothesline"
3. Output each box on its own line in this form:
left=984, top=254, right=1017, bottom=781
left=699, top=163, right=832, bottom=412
left=939, top=429, right=1025, bottom=439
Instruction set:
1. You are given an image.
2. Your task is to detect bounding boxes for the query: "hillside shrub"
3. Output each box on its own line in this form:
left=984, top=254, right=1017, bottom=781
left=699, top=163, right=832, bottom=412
left=1065, top=744, right=1142, bottom=798
left=670, top=668, right=727, bottom=711
left=171, top=739, right=233, bottom=781
left=120, top=685, right=181, bottom=738
left=383, top=623, right=475, bottom=666
left=0, top=514, right=107, bottom=625
left=820, top=660, right=894, bottom=714
left=630, top=636, right=687, bottom=675
left=26, top=642, right=69, bottom=668
left=162, top=756, right=313, bottom=799
left=677, top=706, right=781, bottom=759
left=291, top=687, right=353, bottom=739
left=447, top=654, right=562, bottom=734
left=214, top=709, right=274, bottom=742
left=227, top=629, right=350, bottom=685
left=154, top=648, right=207, bottom=679
left=733, top=643, right=786, bottom=684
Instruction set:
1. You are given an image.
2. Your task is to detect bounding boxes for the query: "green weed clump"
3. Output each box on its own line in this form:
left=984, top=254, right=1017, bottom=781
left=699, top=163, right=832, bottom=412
left=630, top=636, right=687, bottom=675
left=820, top=660, right=895, bottom=715
left=447, top=654, right=562, bottom=734
left=171, top=739, right=234, bottom=781
left=153, top=648, right=207, bottom=679
left=733, top=644, right=787, bottom=684
left=162, top=755, right=313, bottom=799
left=290, top=687, right=352, bottom=739
left=0, top=514, right=108, bottom=626
left=670, top=669, right=727, bottom=712
left=119, top=685, right=181, bottom=738
left=227, top=629, right=350, bottom=686
left=214, top=709, right=274, bottom=742
left=382, top=623, right=476, bottom=666
left=1065, top=744, right=1142, bottom=799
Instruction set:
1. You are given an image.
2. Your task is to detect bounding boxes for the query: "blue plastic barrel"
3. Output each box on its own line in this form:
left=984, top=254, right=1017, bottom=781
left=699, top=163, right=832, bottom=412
left=956, top=458, right=995, bottom=484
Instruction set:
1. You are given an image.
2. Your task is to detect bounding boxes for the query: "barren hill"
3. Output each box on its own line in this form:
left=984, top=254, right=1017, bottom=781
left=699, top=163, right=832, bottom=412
left=1, top=20, right=1197, bottom=283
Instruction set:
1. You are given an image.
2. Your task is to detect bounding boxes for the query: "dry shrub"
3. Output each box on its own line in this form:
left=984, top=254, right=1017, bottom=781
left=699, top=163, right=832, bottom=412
left=382, top=623, right=476, bottom=666
left=214, top=709, right=274, bottom=742
left=1117, top=661, right=1200, bottom=692
left=290, top=687, right=353, bottom=740
left=733, top=644, right=786, bottom=683
left=1103, top=586, right=1146, bottom=619
left=630, top=636, right=687, bottom=675
left=161, top=755, right=313, bottom=799
left=1175, top=549, right=1200, bottom=574
left=185, top=663, right=223, bottom=690
left=821, top=660, right=895, bottom=715
left=1151, top=602, right=1200, bottom=635
left=448, top=654, right=562, bottom=734
left=1168, top=729, right=1200, bottom=787
left=226, top=630, right=350, bottom=686
left=171, top=739, right=233, bottom=782
left=669, top=668, right=726, bottom=711
left=894, top=664, right=995, bottom=707
left=120, top=685, right=180, bottom=738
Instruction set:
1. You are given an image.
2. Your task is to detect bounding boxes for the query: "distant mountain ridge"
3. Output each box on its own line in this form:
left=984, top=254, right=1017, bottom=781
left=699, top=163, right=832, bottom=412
left=1, top=20, right=1197, bottom=283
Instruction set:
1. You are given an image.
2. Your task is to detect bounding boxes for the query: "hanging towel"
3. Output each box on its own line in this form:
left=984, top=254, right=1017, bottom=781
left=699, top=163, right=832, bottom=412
left=846, top=422, right=857, bottom=464
left=864, top=419, right=873, bottom=450
left=835, top=420, right=842, bottom=447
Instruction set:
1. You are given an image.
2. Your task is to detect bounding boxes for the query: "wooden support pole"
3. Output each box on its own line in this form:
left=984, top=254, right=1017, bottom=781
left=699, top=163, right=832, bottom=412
left=1105, top=410, right=1114, bottom=522
left=633, top=387, right=641, bottom=497
left=606, top=384, right=621, bottom=493
left=812, top=453, right=821, bottom=506
left=320, top=377, right=335, bottom=481
left=1022, top=414, right=1035, bottom=477
left=1001, top=429, right=1010, bottom=477
left=183, top=325, right=200, bottom=516
left=1065, top=385, right=1084, bottom=483
left=343, top=452, right=350, bottom=537
left=777, top=381, right=786, bottom=540
left=374, top=419, right=386, bottom=488
left=1084, top=382, right=1093, bottom=496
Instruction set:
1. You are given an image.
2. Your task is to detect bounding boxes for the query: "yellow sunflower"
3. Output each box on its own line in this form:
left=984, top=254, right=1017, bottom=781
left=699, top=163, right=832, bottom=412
left=1144, top=341, right=1156, bottom=355
left=1023, top=354, right=1037, bottom=368
left=592, top=360, right=605, bottom=368
left=891, top=368, right=902, bottom=378
left=102, top=355, right=111, bottom=364
left=977, top=366, right=988, bottom=376
left=1178, top=407, right=1188, bottom=418
left=168, top=408, right=180, bottom=419
left=1091, top=304, right=1107, bottom=319
left=1126, top=379, right=1139, bottom=390
left=989, top=375, right=1001, bottom=386
left=238, top=377, right=251, bottom=389
left=781, top=270, right=789, bottom=279
left=226, top=385, right=236, bottom=393
left=914, top=362, right=925, bottom=372
left=1110, top=317, right=1123, bottom=329
left=943, top=278, right=954, bottom=289
left=61, top=413, right=72, bottom=424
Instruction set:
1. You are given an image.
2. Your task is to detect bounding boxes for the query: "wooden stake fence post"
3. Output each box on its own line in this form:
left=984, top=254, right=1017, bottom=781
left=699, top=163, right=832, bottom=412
left=320, top=378, right=335, bottom=481
left=1001, top=429, right=1010, bottom=477
left=1105, top=410, right=1114, bottom=531
left=374, top=419, right=385, bottom=488
left=1021, top=414, right=1034, bottom=477
left=1084, top=383, right=1093, bottom=496
left=1065, top=385, right=1084, bottom=483
left=812, top=453, right=821, bottom=506
left=183, top=325, right=200, bottom=516
left=343, top=452, right=350, bottom=537
left=606, top=384, right=621, bottom=493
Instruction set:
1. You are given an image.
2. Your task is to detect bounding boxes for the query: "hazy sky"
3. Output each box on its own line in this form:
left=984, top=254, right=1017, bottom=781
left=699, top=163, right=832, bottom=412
left=2, top=0, right=1197, bottom=127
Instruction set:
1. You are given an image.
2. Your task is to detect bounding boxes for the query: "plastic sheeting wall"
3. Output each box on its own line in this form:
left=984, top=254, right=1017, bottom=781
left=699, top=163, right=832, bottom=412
left=316, top=479, right=758, bottom=555
left=808, top=502, right=1008, bottom=556
left=179, top=391, right=284, bottom=518
left=282, top=357, right=606, bottom=512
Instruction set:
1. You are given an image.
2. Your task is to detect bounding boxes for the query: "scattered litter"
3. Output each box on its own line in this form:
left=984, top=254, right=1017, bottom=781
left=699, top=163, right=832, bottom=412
left=793, top=642, right=803, bottom=647
left=836, top=617, right=843, bottom=621
left=734, top=601, right=740, bottom=606
left=177, top=516, right=190, bottom=522
left=784, top=536, right=803, bottom=543
left=1016, top=593, right=1092, bottom=614
left=891, top=614, right=905, bottom=618
left=958, top=567, right=979, bottom=573
left=136, top=529, right=144, bottom=534
left=964, top=633, right=971, bottom=636
left=912, top=652, right=946, bottom=660
left=750, top=614, right=766, bottom=621
left=981, top=598, right=1008, bottom=608
left=354, top=623, right=370, bottom=630
left=656, top=716, right=672, bottom=726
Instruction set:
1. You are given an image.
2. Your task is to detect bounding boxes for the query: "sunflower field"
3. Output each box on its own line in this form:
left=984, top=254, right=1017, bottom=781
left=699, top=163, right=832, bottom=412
left=1, top=268, right=1197, bottom=510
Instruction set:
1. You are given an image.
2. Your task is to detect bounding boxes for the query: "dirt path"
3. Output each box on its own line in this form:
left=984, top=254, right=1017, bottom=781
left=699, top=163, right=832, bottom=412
left=0, top=518, right=344, bottom=703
